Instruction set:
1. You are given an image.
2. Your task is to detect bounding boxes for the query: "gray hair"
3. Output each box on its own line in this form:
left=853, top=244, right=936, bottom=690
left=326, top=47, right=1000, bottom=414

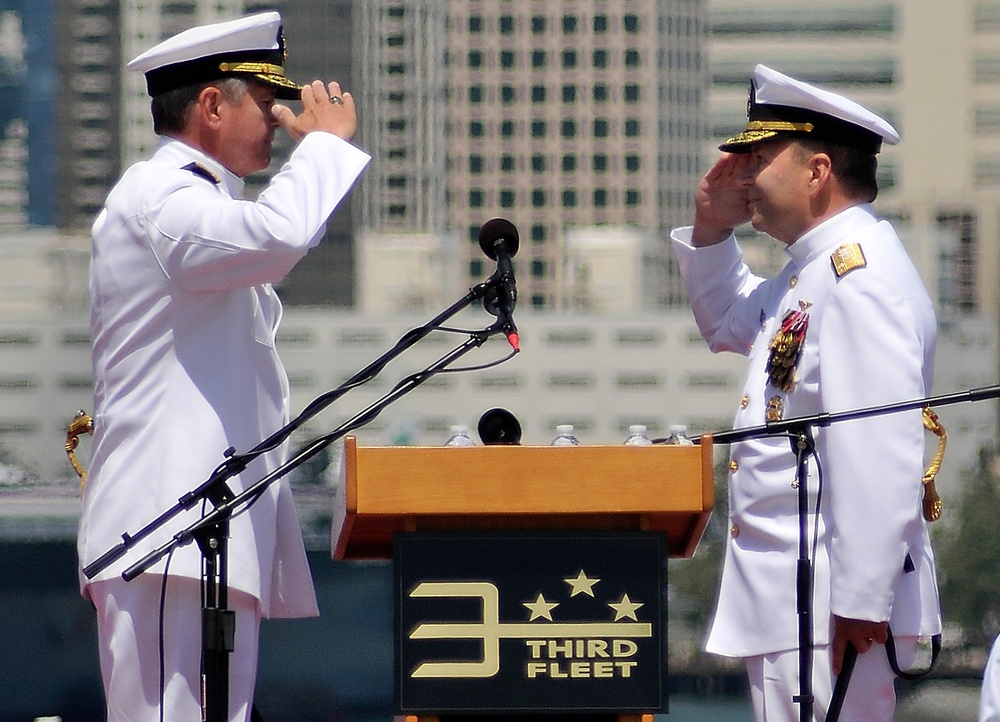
left=150, top=77, right=249, bottom=135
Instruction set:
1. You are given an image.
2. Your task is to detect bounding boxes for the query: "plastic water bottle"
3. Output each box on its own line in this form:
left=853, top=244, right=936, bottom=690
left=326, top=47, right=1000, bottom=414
left=444, top=424, right=476, bottom=446
left=664, top=424, right=694, bottom=446
left=550, top=424, right=581, bottom=446
left=623, top=424, right=653, bottom=446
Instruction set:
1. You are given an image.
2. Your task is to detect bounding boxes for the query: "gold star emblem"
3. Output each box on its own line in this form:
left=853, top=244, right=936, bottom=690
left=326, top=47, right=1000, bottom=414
left=523, top=593, right=559, bottom=621
left=608, top=593, right=644, bottom=621
left=564, top=570, right=600, bottom=597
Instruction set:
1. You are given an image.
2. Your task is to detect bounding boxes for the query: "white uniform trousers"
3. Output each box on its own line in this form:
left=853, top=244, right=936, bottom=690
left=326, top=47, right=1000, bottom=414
left=980, top=634, right=1000, bottom=721
left=745, top=637, right=917, bottom=722
left=90, top=574, right=261, bottom=722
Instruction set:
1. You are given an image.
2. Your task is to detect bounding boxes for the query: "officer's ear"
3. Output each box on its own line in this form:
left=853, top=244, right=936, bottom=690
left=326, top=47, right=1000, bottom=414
left=804, top=150, right=833, bottom=197
left=193, top=85, right=226, bottom=131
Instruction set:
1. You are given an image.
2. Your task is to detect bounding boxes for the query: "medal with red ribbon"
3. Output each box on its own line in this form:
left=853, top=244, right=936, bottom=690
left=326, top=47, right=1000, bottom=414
left=766, top=301, right=811, bottom=392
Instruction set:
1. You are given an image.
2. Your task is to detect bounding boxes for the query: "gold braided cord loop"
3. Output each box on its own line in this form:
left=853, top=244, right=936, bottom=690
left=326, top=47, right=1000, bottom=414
left=65, top=410, right=93, bottom=490
left=218, top=61, right=287, bottom=76
left=746, top=120, right=815, bottom=133
left=921, top=406, right=946, bottom=522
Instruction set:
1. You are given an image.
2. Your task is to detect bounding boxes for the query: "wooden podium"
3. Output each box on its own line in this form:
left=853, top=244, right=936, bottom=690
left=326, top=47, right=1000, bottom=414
left=331, top=435, right=715, bottom=721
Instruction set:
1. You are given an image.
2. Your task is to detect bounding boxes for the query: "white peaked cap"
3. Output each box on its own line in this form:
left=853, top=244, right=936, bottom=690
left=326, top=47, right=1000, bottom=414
left=720, top=64, right=899, bottom=153
left=127, top=11, right=301, bottom=100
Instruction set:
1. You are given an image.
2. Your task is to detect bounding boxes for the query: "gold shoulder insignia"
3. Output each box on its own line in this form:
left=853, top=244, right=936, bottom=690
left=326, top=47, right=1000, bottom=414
left=831, top=243, right=867, bottom=278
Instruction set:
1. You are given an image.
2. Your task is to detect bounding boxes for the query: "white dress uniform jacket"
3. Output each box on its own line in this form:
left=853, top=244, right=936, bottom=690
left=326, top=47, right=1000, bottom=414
left=79, top=132, right=370, bottom=618
left=672, top=204, right=941, bottom=657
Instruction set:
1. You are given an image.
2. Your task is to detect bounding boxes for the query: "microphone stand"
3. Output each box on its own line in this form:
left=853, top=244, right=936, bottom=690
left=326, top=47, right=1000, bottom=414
left=84, top=275, right=514, bottom=722
left=701, top=384, right=1000, bottom=722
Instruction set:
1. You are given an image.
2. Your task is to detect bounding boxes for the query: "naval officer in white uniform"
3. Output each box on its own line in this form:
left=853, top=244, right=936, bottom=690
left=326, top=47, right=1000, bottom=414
left=77, top=12, right=370, bottom=721
left=671, top=65, right=941, bottom=721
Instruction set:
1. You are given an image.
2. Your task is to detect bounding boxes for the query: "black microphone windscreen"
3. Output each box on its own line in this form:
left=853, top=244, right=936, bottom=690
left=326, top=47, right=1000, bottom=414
left=477, top=407, right=522, bottom=445
left=478, top=218, right=519, bottom=259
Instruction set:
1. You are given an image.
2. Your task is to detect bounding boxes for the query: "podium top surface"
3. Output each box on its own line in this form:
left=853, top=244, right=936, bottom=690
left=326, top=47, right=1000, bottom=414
left=332, top=436, right=714, bottom=559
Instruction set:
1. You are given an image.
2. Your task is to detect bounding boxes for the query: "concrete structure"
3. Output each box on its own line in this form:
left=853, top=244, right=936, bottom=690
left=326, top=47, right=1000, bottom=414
left=0, top=304, right=992, bottom=524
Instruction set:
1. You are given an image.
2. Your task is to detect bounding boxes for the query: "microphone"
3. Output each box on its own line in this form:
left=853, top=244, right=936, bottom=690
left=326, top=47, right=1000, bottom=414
left=477, top=407, right=522, bottom=445
left=478, top=218, right=520, bottom=351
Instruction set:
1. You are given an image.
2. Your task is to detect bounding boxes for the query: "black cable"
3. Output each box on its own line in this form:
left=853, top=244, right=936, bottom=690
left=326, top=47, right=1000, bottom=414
left=158, top=550, right=175, bottom=722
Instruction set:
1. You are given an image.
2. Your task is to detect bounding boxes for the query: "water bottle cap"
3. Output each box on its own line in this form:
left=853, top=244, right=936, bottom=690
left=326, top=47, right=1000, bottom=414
left=450, top=425, right=470, bottom=434
left=628, top=424, right=648, bottom=435
left=668, top=424, right=688, bottom=434
left=556, top=424, right=574, bottom=434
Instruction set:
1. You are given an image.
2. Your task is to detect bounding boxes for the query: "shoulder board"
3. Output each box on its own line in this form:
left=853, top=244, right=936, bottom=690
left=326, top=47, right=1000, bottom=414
left=830, top=243, right=867, bottom=278
left=181, top=162, right=220, bottom=185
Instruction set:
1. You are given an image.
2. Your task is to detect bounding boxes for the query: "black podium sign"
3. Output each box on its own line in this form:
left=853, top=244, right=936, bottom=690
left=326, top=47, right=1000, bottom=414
left=394, top=532, right=667, bottom=715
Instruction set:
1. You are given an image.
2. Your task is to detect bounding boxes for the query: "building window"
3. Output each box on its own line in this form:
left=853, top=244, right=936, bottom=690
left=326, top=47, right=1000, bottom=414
left=547, top=329, right=592, bottom=345
left=616, top=373, right=663, bottom=389
left=563, top=50, right=577, bottom=68
left=594, top=15, right=608, bottom=32
left=562, top=85, right=577, bottom=102
left=624, top=119, right=640, bottom=136
left=624, top=14, right=640, bottom=32
left=593, top=84, right=608, bottom=102
left=548, top=373, right=595, bottom=388
left=593, top=49, right=608, bottom=68
left=470, top=259, right=484, bottom=277
left=501, top=154, right=516, bottom=172
left=936, top=211, right=978, bottom=313
left=532, top=189, right=547, bottom=207
left=561, top=119, right=577, bottom=138
left=469, top=189, right=484, bottom=207
left=617, top=329, right=663, bottom=345
left=531, top=16, right=546, bottom=33
left=531, top=120, right=547, bottom=137
left=593, top=154, right=608, bottom=172
left=501, top=120, right=516, bottom=137
left=468, top=50, right=483, bottom=68
left=531, top=260, right=546, bottom=277
left=502, top=85, right=516, bottom=104
left=531, top=154, right=546, bottom=172
left=625, top=50, right=640, bottom=67
left=686, top=373, right=735, bottom=389
left=594, top=119, right=609, bottom=137
left=625, top=155, right=641, bottom=172
left=501, top=50, right=516, bottom=69
left=562, top=189, right=577, bottom=207
left=625, top=189, right=641, bottom=205
left=469, top=16, right=483, bottom=33
left=562, top=154, right=577, bottom=172
left=624, top=84, right=640, bottom=102
left=468, top=86, right=483, bottom=103
left=469, top=155, right=484, bottom=173
left=531, top=85, right=546, bottom=102
left=469, top=121, right=484, bottom=137
left=500, top=189, right=515, bottom=207
left=562, top=15, right=578, bottom=33
left=532, top=50, right=547, bottom=68
left=593, top=188, right=608, bottom=206
left=531, top=224, right=546, bottom=242
left=500, top=15, right=515, bottom=34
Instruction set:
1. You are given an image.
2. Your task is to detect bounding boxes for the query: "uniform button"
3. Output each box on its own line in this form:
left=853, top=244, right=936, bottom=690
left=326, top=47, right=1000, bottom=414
left=729, top=459, right=738, bottom=472
left=731, top=523, right=740, bottom=538
left=789, top=275, right=798, bottom=288
left=740, top=395, right=749, bottom=409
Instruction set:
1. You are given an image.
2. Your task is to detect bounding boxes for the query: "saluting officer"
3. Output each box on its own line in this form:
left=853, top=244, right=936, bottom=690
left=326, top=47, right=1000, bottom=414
left=77, top=12, right=370, bottom=721
left=671, top=65, right=941, bottom=721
